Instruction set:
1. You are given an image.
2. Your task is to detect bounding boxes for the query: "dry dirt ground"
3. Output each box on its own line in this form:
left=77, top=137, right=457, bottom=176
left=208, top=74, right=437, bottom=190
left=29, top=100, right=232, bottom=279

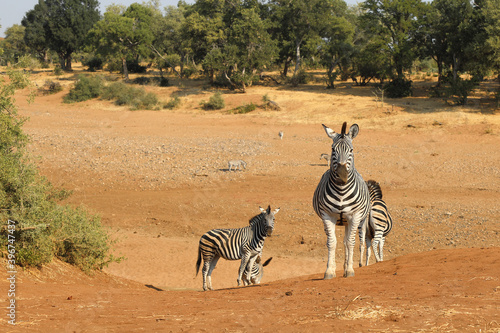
left=1, top=67, right=500, bottom=332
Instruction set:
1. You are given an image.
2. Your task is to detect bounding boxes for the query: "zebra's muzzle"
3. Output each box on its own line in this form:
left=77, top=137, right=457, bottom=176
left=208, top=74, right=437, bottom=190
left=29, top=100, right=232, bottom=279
left=336, top=163, right=348, bottom=184
left=266, top=227, right=274, bottom=237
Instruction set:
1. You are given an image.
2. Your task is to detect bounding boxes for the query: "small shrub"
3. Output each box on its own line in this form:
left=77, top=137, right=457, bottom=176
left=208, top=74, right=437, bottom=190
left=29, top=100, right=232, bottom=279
left=384, top=78, right=413, bottom=98
left=262, top=94, right=271, bottom=103
left=229, top=103, right=257, bottom=114
left=163, top=96, right=181, bottom=110
left=101, top=82, right=159, bottom=110
left=182, top=67, right=197, bottom=78
left=64, top=75, right=104, bottom=103
left=132, top=76, right=169, bottom=87
left=200, top=92, right=225, bottom=110
left=444, top=77, right=479, bottom=105
left=84, top=56, right=103, bottom=72
left=289, top=70, right=310, bottom=87
left=39, top=80, right=63, bottom=95
left=53, top=66, right=63, bottom=76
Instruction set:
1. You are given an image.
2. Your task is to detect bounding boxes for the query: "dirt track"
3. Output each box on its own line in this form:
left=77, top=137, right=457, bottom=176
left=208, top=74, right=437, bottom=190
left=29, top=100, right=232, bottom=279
left=1, top=70, right=500, bottom=332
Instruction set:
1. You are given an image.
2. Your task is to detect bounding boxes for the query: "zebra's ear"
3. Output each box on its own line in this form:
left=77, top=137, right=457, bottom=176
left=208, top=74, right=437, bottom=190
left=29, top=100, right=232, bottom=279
left=348, top=124, right=359, bottom=139
left=273, top=207, right=280, bottom=215
left=259, top=206, right=266, bottom=213
left=322, top=124, right=336, bottom=139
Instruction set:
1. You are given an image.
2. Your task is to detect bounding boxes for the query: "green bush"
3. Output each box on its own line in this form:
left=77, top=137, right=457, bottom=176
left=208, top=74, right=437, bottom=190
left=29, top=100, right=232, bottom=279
left=200, top=92, right=225, bottom=110
left=132, top=76, right=169, bottom=87
left=53, top=66, right=63, bottom=76
left=163, top=96, right=181, bottom=110
left=229, top=103, right=257, bottom=114
left=1, top=66, right=118, bottom=271
left=384, top=78, right=413, bottom=98
left=444, top=77, right=479, bottom=105
left=102, top=82, right=159, bottom=110
left=83, top=56, right=103, bottom=72
left=39, top=80, right=63, bottom=95
left=289, top=70, right=310, bottom=87
left=64, top=75, right=104, bottom=103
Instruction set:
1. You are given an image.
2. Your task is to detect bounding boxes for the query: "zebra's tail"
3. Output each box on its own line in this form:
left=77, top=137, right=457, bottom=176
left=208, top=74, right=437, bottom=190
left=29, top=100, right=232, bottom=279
left=195, top=246, right=202, bottom=277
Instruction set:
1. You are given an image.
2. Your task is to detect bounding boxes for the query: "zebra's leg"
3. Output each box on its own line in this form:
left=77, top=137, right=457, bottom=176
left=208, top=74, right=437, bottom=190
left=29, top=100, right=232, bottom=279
left=365, top=237, right=373, bottom=266
left=202, top=259, right=211, bottom=291
left=358, top=218, right=367, bottom=267
left=237, top=253, right=251, bottom=286
left=372, top=231, right=383, bottom=262
left=244, top=255, right=258, bottom=285
left=379, top=237, right=385, bottom=261
left=322, top=218, right=337, bottom=279
left=206, top=255, right=220, bottom=290
left=343, top=218, right=360, bottom=277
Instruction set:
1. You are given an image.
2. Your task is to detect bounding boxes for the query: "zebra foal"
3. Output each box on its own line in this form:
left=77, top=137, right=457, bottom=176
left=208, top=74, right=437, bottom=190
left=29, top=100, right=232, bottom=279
left=359, top=180, right=393, bottom=266
left=195, top=205, right=279, bottom=291
left=243, top=255, right=273, bottom=286
left=313, top=122, right=371, bottom=278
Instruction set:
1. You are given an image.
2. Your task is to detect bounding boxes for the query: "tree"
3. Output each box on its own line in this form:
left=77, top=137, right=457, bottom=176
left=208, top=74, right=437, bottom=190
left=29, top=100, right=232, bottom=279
left=87, top=3, right=154, bottom=80
left=44, top=0, right=100, bottom=70
left=479, top=0, right=500, bottom=81
left=424, top=0, right=475, bottom=83
left=151, top=3, right=190, bottom=77
left=362, top=0, right=427, bottom=80
left=269, top=0, right=336, bottom=77
left=0, top=25, right=29, bottom=65
left=182, top=0, right=277, bottom=91
left=319, top=0, right=355, bottom=88
left=21, top=0, right=50, bottom=64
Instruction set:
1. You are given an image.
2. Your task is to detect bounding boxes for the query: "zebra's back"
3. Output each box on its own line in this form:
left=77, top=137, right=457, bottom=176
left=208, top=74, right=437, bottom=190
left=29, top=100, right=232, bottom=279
left=370, top=199, right=393, bottom=237
left=199, top=227, right=250, bottom=261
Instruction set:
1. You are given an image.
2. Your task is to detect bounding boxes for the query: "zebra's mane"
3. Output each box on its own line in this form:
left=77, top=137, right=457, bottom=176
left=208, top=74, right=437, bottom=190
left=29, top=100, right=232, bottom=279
left=366, top=180, right=383, bottom=200
left=341, top=122, right=347, bottom=137
left=249, top=213, right=264, bottom=226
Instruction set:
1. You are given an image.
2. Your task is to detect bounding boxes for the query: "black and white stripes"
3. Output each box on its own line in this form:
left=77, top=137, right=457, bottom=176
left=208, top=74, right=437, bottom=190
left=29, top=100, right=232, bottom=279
left=313, top=122, right=371, bottom=278
left=195, top=206, right=279, bottom=291
left=359, top=180, right=393, bottom=266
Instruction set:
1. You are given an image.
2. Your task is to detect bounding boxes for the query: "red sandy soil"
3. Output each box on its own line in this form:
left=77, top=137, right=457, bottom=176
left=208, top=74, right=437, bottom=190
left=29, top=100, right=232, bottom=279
left=1, top=68, right=499, bottom=332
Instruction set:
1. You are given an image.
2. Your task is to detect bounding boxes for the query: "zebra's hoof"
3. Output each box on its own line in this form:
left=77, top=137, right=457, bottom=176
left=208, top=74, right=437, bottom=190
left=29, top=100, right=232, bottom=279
left=344, top=270, right=355, bottom=278
left=324, top=272, right=335, bottom=280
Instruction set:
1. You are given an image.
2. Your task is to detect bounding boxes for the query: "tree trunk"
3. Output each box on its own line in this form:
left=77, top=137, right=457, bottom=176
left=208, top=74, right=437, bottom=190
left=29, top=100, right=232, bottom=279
left=294, top=40, right=301, bottom=76
left=122, top=57, right=129, bottom=80
left=283, top=58, right=290, bottom=77
left=65, top=54, right=72, bottom=71
left=59, top=54, right=65, bottom=70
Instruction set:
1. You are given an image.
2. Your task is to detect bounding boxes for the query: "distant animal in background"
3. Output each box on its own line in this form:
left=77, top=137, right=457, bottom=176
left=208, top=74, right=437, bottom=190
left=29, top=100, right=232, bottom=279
left=243, top=255, right=273, bottom=286
left=319, top=153, right=331, bottom=166
left=279, top=131, right=284, bottom=140
left=358, top=180, right=393, bottom=267
left=228, top=160, right=247, bottom=171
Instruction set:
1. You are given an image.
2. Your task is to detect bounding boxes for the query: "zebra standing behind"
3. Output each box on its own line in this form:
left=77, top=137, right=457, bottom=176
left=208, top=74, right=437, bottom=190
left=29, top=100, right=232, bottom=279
left=195, top=206, right=280, bottom=291
left=313, top=122, right=371, bottom=279
left=228, top=159, right=247, bottom=171
left=359, top=180, right=393, bottom=267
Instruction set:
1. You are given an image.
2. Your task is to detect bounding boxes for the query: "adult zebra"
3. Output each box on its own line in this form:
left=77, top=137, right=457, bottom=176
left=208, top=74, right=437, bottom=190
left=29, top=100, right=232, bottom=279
left=359, top=180, right=393, bottom=266
left=313, top=122, right=371, bottom=279
left=195, top=206, right=279, bottom=291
